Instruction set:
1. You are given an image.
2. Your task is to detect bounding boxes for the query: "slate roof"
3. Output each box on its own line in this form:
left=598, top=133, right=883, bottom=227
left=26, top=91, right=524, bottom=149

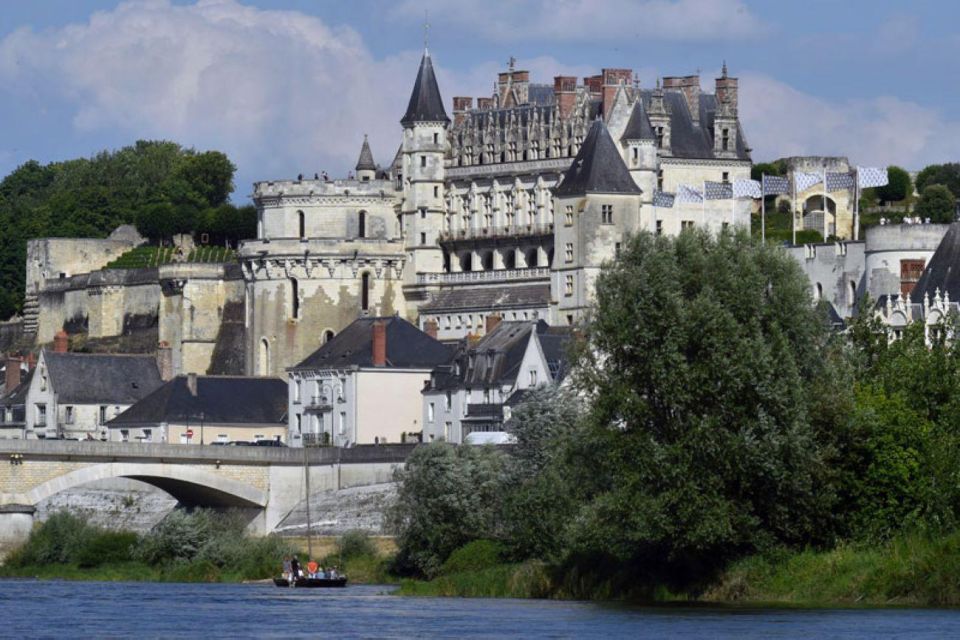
left=401, top=52, right=450, bottom=125
left=355, top=135, right=376, bottom=171
left=620, top=100, right=655, bottom=141
left=291, top=316, right=452, bottom=370
left=554, top=119, right=642, bottom=197
left=44, top=352, right=162, bottom=405
left=911, top=222, right=960, bottom=304
left=109, top=375, right=287, bottom=426
left=420, top=284, right=550, bottom=313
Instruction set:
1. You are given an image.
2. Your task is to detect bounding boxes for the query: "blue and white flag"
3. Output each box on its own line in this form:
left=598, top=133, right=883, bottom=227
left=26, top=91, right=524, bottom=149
left=676, top=184, right=703, bottom=204
left=653, top=191, right=675, bottom=208
left=704, top=181, right=733, bottom=200
left=762, top=174, right=789, bottom=195
left=733, top=179, right=762, bottom=199
left=794, top=172, right=822, bottom=192
left=857, top=166, right=889, bottom=188
left=826, top=172, right=855, bottom=192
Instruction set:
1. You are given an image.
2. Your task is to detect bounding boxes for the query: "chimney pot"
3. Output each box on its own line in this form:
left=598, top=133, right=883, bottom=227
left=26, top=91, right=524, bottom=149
left=26, top=353, right=37, bottom=372
left=157, top=342, right=174, bottom=382
left=53, top=330, right=69, bottom=353
left=372, top=321, right=387, bottom=367
left=5, top=356, right=22, bottom=391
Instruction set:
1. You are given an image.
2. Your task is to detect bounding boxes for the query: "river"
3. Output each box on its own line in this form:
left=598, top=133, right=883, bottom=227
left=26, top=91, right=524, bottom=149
left=0, top=580, right=956, bottom=638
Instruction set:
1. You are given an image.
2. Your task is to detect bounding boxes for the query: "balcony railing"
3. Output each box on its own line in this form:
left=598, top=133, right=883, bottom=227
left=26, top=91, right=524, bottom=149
left=439, top=223, right=554, bottom=242
left=417, top=267, right=550, bottom=285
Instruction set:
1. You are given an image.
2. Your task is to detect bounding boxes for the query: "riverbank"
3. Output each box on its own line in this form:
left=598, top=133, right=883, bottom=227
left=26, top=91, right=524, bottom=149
left=395, top=532, right=960, bottom=608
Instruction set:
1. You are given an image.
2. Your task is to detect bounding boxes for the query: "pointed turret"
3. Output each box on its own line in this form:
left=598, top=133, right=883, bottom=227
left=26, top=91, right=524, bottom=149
left=355, top=135, right=376, bottom=182
left=555, top=119, right=642, bottom=197
left=911, top=222, right=960, bottom=303
left=401, top=52, right=450, bottom=125
left=620, top=100, right=655, bottom=142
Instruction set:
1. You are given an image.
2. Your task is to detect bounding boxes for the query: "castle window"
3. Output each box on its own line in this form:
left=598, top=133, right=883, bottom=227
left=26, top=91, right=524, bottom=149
left=657, top=170, right=664, bottom=190
left=656, top=220, right=663, bottom=236
left=420, top=208, right=427, bottom=219
left=420, top=155, right=427, bottom=168
left=601, top=204, right=613, bottom=224
left=681, top=220, right=694, bottom=230
left=297, top=210, right=306, bottom=239
left=289, top=278, right=300, bottom=320
left=615, top=242, right=621, bottom=258
left=525, top=248, right=538, bottom=268
left=361, top=272, right=370, bottom=311
left=358, top=210, right=367, bottom=238
left=421, top=232, right=427, bottom=245
left=847, top=280, right=857, bottom=308
left=433, top=133, right=439, bottom=145
left=259, top=339, right=270, bottom=376
left=564, top=205, right=574, bottom=226
left=722, top=128, right=730, bottom=151
left=722, top=171, right=730, bottom=183
left=323, top=330, right=335, bottom=344
left=656, top=127, right=664, bottom=148
left=564, top=275, right=574, bottom=296
left=564, top=243, right=573, bottom=263
left=900, top=259, right=925, bottom=296
left=434, top=186, right=439, bottom=198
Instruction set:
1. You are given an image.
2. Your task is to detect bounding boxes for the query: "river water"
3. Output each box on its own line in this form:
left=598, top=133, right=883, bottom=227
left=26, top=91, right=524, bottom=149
left=0, top=580, right=957, bottom=638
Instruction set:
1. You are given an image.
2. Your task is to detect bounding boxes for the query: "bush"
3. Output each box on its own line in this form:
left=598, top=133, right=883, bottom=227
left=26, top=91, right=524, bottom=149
left=7, top=512, right=95, bottom=566
left=915, top=184, right=957, bottom=223
left=336, top=530, right=377, bottom=560
left=441, top=540, right=505, bottom=575
left=76, top=531, right=138, bottom=568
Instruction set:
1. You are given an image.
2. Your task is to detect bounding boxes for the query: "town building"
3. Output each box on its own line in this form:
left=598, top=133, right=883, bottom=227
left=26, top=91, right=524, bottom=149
left=107, top=374, right=288, bottom=444
left=287, top=316, right=451, bottom=447
left=25, top=339, right=163, bottom=440
left=421, top=318, right=571, bottom=444
left=0, top=357, right=31, bottom=439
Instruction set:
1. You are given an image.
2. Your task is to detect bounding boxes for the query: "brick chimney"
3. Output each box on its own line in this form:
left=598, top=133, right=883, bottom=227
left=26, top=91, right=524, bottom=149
left=26, top=352, right=36, bottom=372
left=372, top=321, right=387, bottom=367
left=423, top=319, right=439, bottom=340
left=187, top=372, right=198, bottom=397
left=477, top=97, right=494, bottom=110
left=156, top=341, right=173, bottom=382
left=53, top=330, right=69, bottom=354
left=5, top=356, right=22, bottom=391
left=584, top=75, right=602, bottom=98
left=663, top=75, right=700, bottom=124
left=554, top=75, right=577, bottom=120
left=453, top=97, right=473, bottom=126
left=485, top=313, right=502, bottom=335
left=601, top=68, right=632, bottom=118
left=715, top=63, right=738, bottom=113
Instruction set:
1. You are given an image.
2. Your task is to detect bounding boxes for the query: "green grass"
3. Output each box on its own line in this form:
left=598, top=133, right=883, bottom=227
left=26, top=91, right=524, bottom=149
left=753, top=210, right=824, bottom=245
left=395, top=561, right=554, bottom=599
left=103, top=245, right=235, bottom=269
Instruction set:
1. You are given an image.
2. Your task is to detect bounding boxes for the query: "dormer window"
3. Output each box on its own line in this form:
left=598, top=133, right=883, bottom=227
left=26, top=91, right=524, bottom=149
left=722, top=128, right=730, bottom=151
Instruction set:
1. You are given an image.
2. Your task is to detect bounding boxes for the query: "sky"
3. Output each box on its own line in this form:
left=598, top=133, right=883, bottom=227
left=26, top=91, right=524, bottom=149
left=2, top=0, right=959, bottom=202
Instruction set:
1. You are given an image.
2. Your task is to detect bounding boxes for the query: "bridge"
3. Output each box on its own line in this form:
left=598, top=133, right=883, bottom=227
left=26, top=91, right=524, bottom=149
left=0, top=440, right=414, bottom=554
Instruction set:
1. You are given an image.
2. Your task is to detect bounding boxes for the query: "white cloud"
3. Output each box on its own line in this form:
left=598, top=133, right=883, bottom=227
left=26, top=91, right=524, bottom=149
left=397, top=0, right=769, bottom=43
left=739, top=73, right=960, bottom=170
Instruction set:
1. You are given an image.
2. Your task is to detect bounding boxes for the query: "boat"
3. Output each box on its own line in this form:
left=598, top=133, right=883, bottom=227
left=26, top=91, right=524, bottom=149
left=273, top=576, right=348, bottom=588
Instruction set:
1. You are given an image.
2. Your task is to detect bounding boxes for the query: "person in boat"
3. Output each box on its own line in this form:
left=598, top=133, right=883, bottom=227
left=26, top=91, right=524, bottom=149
left=328, top=567, right=338, bottom=579
left=306, top=560, right=319, bottom=579
left=282, top=557, right=292, bottom=581
left=291, top=556, right=302, bottom=580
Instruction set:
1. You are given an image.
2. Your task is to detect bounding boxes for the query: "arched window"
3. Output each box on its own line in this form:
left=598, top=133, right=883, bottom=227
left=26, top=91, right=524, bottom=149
left=259, top=338, right=270, bottom=376
left=323, top=329, right=335, bottom=344
left=297, top=210, right=305, bottom=239
left=814, top=282, right=823, bottom=302
left=459, top=253, right=473, bottom=272
left=847, top=280, right=857, bottom=307
left=503, top=250, right=516, bottom=270
left=358, top=211, right=367, bottom=238
left=482, top=251, right=494, bottom=271
left=525, top=248, right=538, bottom=268
left=361, top=272, right=370, bottom=311
left=289, top=278, right=300, bottom=319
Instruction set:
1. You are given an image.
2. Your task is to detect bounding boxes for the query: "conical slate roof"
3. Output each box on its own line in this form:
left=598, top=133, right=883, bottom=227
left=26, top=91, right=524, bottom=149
left=554, top=119, right=642, bottom=197
left=620, top=100, right=655, bottom=141
left=401, top=52, right=450, bottom=125
left=355, top=135, right=376, bottom=171
left=911, top=222, right=960, bottom=304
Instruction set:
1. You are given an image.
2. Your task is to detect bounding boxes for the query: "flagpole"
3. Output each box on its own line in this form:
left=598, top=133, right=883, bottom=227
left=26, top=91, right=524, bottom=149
left=823, top=167, right=829, bottom=240
left=792, top=173, right=797, bottom=246
left=702, top=180, right=706, bottom=229
left=761, top=176, right=766, bottom=243
left=854, top=168, right=860, bottom=241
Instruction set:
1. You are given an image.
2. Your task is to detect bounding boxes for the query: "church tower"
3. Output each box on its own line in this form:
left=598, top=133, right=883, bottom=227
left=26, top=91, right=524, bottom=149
left=401, top=50, right=449, bottom=286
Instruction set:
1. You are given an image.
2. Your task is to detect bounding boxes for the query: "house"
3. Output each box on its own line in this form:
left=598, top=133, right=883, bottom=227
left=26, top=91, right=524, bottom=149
left=421, top=318, right=572, bottom=443
left=25, top=345, right=163, bottom=440
left=287, top=316, right=452, bottom=447
left=0, top=356, right=31, bottom=439
left=108, top=374, right=288, bottom=444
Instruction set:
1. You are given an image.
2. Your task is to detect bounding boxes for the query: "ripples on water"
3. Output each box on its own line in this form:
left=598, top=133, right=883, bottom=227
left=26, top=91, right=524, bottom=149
left=0, top=580, right=956, bottom=639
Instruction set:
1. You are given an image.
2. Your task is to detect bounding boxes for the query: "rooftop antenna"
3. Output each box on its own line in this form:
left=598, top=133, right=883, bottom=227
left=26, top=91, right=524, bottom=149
left=508, top=56, right=516, bottom=72
left=423, top=9, right=430, bottom=53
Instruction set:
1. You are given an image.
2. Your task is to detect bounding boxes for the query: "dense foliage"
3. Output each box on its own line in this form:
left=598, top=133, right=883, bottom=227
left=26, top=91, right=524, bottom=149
left=915, top=184, right=957, bottom=223
left=391, top=229, right=960, bottom=598
left=875, top=165, right=911, bottom=204
left=916, top=163, right=960, bottom=198
left=0, top=141, right=253, bottom=320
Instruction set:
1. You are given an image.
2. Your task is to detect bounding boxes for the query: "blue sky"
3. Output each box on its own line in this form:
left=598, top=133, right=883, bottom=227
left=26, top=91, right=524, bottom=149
left=2, top=0, right=959, bottom=202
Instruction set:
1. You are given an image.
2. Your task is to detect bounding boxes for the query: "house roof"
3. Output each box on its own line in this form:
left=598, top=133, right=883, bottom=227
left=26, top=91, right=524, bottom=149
left=43, top=352, right=162, bottom=405
left=291, top=316, right=452, bottom=370
left=420, top=283, right=550, bottom=313
left=401, top=52, right=450, bottom=125
left=355, top=135, right=376, bottom=171
left=554, top=119, right=642, bottom=197
left=620, top=100, right=655, bottom=141
left=1, top=369, right=32, bottom=407
left=109, top=375, right=287, bottom=426
left=911, top=222, right=960, bottom=304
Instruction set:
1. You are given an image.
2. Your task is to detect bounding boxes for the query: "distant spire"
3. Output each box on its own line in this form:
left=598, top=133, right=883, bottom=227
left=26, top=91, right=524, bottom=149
left=355, top=134, right=376, bottom=172
left=401, top=50, right=450, bottom=125
left=423, top=9, right=430, bottom=53
left=721, top=60, right=728, bottom=78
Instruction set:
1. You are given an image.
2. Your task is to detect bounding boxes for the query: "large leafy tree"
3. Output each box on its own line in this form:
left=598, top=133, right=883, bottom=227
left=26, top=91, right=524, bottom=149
left=915, top=184, right=957, bottom=223
left=916, top=163, right=960, bottom=198
left=567, top=229, right=842, bottom=587
left=876, top=165, right=911, bottom=204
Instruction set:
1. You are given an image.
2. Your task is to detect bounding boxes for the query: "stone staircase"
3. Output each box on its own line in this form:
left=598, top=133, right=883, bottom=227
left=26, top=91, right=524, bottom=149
left=21, top=294, right=39, bottom=336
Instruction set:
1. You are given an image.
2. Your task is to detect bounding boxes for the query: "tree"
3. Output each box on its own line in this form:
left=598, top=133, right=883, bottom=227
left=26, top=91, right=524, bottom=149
left=566, top=229, right=842, bottom=588
left=876, top=165, right=911, bottom=204
left=915, top=184, right=957, bottom=223
left=916, top=163, right=960, bottom=198
left=750, top=161, right=783, bottom=182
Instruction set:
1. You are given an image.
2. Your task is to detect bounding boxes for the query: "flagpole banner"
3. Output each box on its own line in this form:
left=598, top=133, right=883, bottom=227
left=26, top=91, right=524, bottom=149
left=762, top=175, right=789, bottom=195
left=676, top=184, right=704, bottom=204
left=857, top=166, right=889, bottom=188
left=704, top=181, right=734, bottom=200
left=794, top=172, right=823, bottom=192
left=733, top=179, right=762, bottom=199
left=826, top=172, right=856, bottom=192
left=653, top=191, right=676, bottom=208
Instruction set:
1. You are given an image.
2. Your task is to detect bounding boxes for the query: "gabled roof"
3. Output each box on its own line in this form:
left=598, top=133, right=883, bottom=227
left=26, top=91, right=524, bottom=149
left=401, top=52, right=450, bottom=125
left=1, top=369, right=32, bottom=406
left=42, top=351, right=162, bottom=405
left=911, top=222, right=960, bottom=304
left=109, top=375, right=287, bottom=426
left=355, top=135, right=376, bottom=171
left=420, top=284, right=550, bottom=313
left=554, top=119, right=642, bottom=197
left=291, top=316, right=452, bottom=371
left=621, top=100, right=655, bottom=141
